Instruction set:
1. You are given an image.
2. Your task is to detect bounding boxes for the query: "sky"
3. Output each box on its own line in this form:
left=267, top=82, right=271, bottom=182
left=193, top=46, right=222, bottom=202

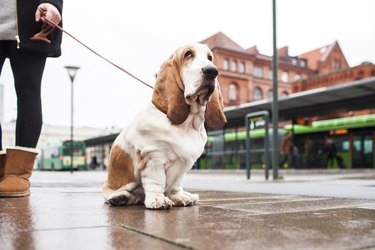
left=1, top=0, right=375, bottom=129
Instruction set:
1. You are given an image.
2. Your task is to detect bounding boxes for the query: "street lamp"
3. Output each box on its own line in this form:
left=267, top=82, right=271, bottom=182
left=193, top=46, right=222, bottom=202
left=271, top=0, right=279, bottom=180
left=64, top=65, right=80, bottom=173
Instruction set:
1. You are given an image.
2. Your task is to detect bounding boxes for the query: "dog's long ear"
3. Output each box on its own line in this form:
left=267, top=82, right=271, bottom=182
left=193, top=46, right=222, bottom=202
left=205, top=81, right=227, bottom=129
left=152, top=56, right=190, bottom=125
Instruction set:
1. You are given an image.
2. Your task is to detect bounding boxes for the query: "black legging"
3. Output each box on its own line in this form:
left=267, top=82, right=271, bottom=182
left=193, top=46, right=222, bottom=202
left=0, top=41, right=46, bottom=150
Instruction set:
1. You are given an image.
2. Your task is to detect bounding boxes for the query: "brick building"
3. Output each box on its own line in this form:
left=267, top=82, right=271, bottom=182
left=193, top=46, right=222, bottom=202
left=201, top=32, right=375, bottom=113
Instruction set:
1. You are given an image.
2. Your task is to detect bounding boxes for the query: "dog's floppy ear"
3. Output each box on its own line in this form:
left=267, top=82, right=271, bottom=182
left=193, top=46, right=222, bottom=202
left=152, top=55, right=190, bottom=125
left=205, top=81, right=227, bottom=129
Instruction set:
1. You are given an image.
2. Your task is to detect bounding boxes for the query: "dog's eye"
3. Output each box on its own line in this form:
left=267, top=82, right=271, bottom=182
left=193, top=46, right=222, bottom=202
left=207, top=54, right=213, bottom=61
left=184, top=50, right=193, bottom=59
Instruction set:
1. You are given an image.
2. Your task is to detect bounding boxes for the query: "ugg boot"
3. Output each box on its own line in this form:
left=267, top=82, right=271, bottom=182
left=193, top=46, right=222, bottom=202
left=0, top=150, right=6, bottom=180
left=0, top=147, right=39, bottom=197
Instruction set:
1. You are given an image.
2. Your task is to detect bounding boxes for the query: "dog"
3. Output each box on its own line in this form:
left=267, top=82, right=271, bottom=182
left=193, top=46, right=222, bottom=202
left=103, top=43, right=227, bottom=209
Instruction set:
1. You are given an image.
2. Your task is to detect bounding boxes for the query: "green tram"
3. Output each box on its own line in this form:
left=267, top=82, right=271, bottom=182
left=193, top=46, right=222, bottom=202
left=199, top=114, right=375, bottom=169
left=287, top=114, right=375, bottom=169
left=38, top=140, right=87, bottom=170
left=199, top=128, right=284, bottom=169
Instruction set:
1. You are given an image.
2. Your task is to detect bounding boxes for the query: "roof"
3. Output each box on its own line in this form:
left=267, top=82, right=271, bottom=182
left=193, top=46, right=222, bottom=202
left=298, top=41, right=337, bottom=70
left=223, top=77, right=375, bottom=128
left=200, top=32, right=246, bottom=53
left=84, top=133, right=118, bottom=147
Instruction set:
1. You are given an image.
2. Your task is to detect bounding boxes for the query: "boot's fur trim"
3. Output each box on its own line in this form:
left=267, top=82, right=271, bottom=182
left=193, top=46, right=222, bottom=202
left=7, top=146, right=40, bottom=155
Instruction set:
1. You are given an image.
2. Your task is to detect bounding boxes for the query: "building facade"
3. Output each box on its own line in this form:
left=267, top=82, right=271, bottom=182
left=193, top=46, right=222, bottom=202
left=201, top=32, right=315, bottom=106
left=292, top=62, right=375, bottom=92
left=199, top=32, right=375, bottom=169
left=200, top=32, right=375, bottom=112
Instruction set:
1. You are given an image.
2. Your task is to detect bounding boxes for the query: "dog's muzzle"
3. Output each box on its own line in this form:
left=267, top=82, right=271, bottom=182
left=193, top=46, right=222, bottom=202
left=202, top=65, right=218, bottom=80
left=186, top=66, right=218, bottom=105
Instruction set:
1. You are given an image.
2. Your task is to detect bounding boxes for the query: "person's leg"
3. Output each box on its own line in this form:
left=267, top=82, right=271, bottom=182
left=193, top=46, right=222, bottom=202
left=287, top=153, right=292, bottom=168
left=335, top=155, right=339, bottom=168
left=328, top=156, right=333, bottom=168
left=0, top=123, right=2, bottom=151
left=0, top=41, right=7, bottom=152
left=325, top=155, right=330, bottom=168
left=0, top=124, right=4, bottom=180
left=0, top=42, right=8, bottom=179
left=8, top=44, right=46, bottom=147
left=279, top=154, right=287, bottom=168
left=0, top=42, right=46, bottom=197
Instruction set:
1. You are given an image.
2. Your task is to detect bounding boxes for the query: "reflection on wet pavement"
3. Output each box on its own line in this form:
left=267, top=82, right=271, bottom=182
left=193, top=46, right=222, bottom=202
left=1, top=172, right=375, bottom=249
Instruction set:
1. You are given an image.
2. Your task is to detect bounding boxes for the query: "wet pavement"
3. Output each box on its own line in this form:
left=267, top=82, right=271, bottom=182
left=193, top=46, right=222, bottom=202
left=1, top=170, right=375, bottom=250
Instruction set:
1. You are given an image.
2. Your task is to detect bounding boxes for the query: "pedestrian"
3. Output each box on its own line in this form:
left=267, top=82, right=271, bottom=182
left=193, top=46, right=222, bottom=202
left=0, top=0, right=63, bottom=197
left=324, top=138, right=337, bottom=168
left=279, top=132, right=294, bottom=168
left=291, top=145, right=300, bottom=168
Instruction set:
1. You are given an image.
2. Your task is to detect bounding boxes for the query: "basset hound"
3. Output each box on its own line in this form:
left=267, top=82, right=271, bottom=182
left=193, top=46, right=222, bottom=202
left=103, top=43, right=227, bottom=209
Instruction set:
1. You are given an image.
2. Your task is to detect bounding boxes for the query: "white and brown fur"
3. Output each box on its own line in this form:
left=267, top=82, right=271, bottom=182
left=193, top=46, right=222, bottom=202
left=103, top=43, right=226, bottom=209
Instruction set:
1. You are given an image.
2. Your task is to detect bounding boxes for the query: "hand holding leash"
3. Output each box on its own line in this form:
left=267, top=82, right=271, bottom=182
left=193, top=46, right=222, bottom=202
left=35, top=3, right=61, bottom=26
left=32, top=4, right=61, bottom=43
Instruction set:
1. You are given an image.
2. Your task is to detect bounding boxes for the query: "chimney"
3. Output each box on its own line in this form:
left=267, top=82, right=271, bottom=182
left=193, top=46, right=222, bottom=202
left=278, top=46, right=289, bottom=57
left=247, top=45, right=258, bottom=54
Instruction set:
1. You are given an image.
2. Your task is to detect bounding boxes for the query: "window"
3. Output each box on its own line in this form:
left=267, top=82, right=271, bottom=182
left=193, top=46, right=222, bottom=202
left=231, top=60, right=237, bottom=72
left=267, top=90, right=273, bottom=99
left=292, top=58, right=297, bottom=65
left=268, top=69, right=273, bottom=80
left=228, top=83, right=237, bottom=102
left=223, top=59, right=229, bottom=71
left=300, top=60, right=306, bottom=67
left=294, top=74, right=301, bottom=81
left=253, top=66, right=263, bottom=78
left=333, top=60, right=341, bottom=70
left=342, top=141, right=350, bottom=151
left=239, top=62, right=246, bottom=73
left=281, top=71, right=289, bottom=83
left=253, top=87, right=263, bottom=101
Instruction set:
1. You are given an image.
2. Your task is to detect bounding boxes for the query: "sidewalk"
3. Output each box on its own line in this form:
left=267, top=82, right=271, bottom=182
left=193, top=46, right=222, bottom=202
left=1, top=170, right=375, bottom=250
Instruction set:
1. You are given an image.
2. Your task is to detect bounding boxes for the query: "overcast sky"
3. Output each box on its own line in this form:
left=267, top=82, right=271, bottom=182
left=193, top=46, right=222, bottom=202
left=1, top=0, right=374, bottom=129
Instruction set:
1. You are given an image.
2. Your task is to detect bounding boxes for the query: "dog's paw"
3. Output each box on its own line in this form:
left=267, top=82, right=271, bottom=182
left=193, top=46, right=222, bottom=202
left=107, top=194, right=129, bottom=206
left=184, top=191, right=199, bottom=204
left=144, top=193, right=174, bottom=210
left=170, top=191, right=199, bottom=207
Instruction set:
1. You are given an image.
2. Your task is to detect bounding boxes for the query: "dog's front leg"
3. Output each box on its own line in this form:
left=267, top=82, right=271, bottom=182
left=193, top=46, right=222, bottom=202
left=165, top=164, right=199, bottom=206
left=141, top=160, right=174, bottom=210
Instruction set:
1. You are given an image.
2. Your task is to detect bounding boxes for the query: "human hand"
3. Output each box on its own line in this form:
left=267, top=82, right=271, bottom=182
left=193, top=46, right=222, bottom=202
left=35, top=3, right=61, bottom=26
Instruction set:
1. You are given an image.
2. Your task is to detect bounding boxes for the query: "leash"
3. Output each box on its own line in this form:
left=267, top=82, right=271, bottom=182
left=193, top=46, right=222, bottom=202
left=31, top=14, right=154, bottom=90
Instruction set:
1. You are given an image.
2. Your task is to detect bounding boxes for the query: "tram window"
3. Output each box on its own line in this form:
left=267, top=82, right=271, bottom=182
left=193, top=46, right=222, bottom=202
left=353, top=140, right=361, bottom=151
left=364, top=138, right=373, bottom=154
left=334, top=136, right=349, bottom=152
left=342, top=141, right=350, bottom=151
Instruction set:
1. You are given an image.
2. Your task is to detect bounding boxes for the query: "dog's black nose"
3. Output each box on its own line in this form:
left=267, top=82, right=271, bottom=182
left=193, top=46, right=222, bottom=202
left=202, top=66, right=218, bottom=80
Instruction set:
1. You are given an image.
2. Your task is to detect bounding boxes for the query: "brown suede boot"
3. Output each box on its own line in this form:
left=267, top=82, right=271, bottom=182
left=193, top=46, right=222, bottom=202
left=0, top=150, right=6, bottom=181
left=0, top=147, right=39, bottom=197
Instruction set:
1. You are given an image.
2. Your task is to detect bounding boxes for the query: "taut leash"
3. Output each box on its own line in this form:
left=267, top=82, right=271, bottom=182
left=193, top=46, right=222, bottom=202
left=31, top=15, right=154, bottom=90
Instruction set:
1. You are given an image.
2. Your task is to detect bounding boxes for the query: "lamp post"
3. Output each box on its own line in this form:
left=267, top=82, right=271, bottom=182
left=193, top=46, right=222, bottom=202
left=272, top=0, right=279, bottom=179
left=64, top=65, right=80, bottom=174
